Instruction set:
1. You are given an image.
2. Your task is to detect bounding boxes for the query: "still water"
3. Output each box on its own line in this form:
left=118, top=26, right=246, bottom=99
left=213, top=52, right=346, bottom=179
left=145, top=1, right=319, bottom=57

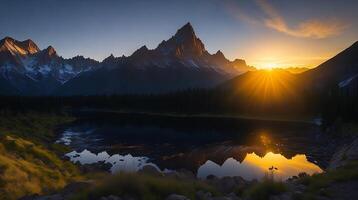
left=58, top=112, right=328, bottom=180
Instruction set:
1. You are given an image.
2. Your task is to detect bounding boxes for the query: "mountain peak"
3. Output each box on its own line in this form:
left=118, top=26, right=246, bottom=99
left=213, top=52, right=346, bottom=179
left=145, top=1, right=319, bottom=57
left=1, top=36, right=15, bottom=44
left=138, top=45, right=149, bottom=51
left=214, top=50, right=225, bottom=58
left=156, top=22, right=206, bottom=57
left=131, top=45, right=149, bottom=57
left=0, top=36, right=40, bottom=55
left=0, top=37, right=14, bottom=50
left=175, top=22, right=194, bottom=36
left=18, top=39, right=40, bottom=54
left=44, top=46, right=57, bottom=56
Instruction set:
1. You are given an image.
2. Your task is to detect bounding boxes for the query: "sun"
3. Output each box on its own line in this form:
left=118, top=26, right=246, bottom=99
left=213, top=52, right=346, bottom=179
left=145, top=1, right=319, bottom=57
left=261, top=63, right=277, bottom=70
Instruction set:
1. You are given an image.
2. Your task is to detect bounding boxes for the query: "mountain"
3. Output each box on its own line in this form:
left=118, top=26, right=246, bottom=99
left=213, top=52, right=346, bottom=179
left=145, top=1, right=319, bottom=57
left=217, top=69, right=304, bottom=108
left=220, top=40, right=358, bottom=95
left=0, top=23, right=252, bottom=95
left=56, top=23, right=253, bottom=95
left=0, top=37, right=99, bottom=95
left=216, top=41, right=358, bottom=115
left=300, top=41, right=358, bottom=91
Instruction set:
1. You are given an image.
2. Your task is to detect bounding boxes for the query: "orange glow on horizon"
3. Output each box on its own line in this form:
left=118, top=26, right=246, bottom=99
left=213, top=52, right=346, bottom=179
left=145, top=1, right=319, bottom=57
left=235, top=69, right=300, bottom=106
left=243, top=152, right=323, bottom=180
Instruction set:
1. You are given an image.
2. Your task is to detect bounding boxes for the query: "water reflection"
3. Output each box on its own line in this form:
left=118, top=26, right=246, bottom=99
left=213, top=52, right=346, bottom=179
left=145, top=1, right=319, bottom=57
left=197, top=152, right=323, bottom=180
left=60, top=114, right=330, bottom=180
left=66, top=150, right=322, bottom=181
left=66, top=150, right=164, bottom=173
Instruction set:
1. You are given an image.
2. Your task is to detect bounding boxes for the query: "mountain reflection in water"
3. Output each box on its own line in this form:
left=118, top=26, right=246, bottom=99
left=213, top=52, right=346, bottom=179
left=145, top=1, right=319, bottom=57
left=59, top=113, right=334, bottom=181
left=66, top=149, right=322, bottom=180
left=197, top=152, right=323, bottom=180
left=66, top=150, right=164, bottom=173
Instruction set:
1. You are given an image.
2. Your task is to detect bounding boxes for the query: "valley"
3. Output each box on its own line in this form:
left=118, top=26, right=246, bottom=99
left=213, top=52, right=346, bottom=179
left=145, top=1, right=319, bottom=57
left=1, top=1, right=358, bottom=199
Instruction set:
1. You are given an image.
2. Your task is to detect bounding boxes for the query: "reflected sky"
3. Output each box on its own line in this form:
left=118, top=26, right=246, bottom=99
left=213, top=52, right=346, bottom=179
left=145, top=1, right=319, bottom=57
left=59, top=116, right=328, bottom=181
left=66, top=149, right=322, bottom=181
left=66, top=149, right=163, bottom=173
left=197, top=152, right=323, bottom=180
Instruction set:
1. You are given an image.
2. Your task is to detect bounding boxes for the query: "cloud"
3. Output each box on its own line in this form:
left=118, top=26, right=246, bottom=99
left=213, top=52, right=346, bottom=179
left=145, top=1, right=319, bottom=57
left=227, top=0, right=347, bottom=39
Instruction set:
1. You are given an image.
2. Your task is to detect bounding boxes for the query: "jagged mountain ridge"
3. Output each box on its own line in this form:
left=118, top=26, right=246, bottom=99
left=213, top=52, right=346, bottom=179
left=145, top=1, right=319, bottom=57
left=57, top=23, right=253, bottom=95
left=0, top=37, right=99, bottom=95
left=0, top=23, right=253, bottom=95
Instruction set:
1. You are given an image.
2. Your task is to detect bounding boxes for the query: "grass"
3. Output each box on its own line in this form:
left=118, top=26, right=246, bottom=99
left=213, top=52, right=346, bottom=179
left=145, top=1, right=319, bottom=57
left=295, top=161, right=358, bottom=199
left=0, top=111, right=74, bottom=143
left=243, top=177, right=287, bottom=200
left=71, top=173, right=218, bottom=200
left=0, top=112, right=80, bottom=200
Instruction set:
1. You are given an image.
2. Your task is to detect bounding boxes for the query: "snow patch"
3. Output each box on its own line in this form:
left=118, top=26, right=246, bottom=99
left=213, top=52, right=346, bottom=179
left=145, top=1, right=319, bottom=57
left=38, top=65, right=51, bottom=75
left=188, top=59, right=200, bottom=68
left=21, top=57, right=36, bottom=73
left=339, top=73, right=358, bottom=88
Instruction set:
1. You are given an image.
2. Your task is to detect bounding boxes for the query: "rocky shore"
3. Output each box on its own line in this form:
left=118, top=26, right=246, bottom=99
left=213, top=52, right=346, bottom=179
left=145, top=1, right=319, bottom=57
left=21, top=137, right=358, bottom=200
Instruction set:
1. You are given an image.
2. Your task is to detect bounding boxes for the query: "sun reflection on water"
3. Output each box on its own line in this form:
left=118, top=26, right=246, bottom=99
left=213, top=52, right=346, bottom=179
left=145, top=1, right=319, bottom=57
left=197, top=152, right=323, bottom=180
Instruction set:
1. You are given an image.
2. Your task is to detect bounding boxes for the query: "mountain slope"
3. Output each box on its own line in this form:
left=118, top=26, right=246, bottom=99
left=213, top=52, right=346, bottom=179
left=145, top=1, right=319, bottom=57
left=300, top=41, right=358, bottom=90
left=218, top=69, right=303, bottom=106
left=0, top=37, right=99, bottom=95
left=57, top=23, right=253, bottom=95
left=56, top=23, right=253, bottom=95
left=216, top=41, right=358, bottom=115
left=0, top=23, right=252, bottom=95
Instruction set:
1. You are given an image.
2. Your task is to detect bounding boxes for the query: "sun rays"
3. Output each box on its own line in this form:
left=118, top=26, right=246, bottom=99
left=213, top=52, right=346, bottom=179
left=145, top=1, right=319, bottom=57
left=235, top=69, right=300, bottom=106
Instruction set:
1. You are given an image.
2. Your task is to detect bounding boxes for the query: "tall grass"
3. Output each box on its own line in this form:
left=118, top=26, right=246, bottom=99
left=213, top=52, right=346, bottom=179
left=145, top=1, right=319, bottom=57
left=0, top=112, right=79, bottom=200
left=72, top=173, right=218, bottom=200
left=296, top=161, right=358, bottom=199
left=243, top=175, right=287, bottom=200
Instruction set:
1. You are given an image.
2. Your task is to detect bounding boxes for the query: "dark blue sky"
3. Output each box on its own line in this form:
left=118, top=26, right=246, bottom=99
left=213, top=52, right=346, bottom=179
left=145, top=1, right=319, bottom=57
left=1, top=0, right=357, bottom=68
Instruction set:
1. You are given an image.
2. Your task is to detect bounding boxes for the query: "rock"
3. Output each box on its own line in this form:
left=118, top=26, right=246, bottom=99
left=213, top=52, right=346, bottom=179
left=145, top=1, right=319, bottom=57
left=226, top=193, right=241, bottom=200
left=196, top=190, right=212, bottom=200
left=165, top=194, right=190, bottom=200
left=220, top=177, right=237, bottom=193
left=329, top=138, right=358, bottom=169
left=100, top=195, right=122, bottom=200
left=62, top=181, right=93, bottom=195
left=138, top=165, right=162, bottom=176
left=196, top=191, right=241, bottom=200
left=269, top=193, right=291, bottom=200
left=206, top=174, right=218, bottom=180
left=298, top=172, right=308, bottom=178
left=206, top=176, right=248, bottom=194
left=164, top=169, right=196, bottom=180
left=326, top=180, right=358, bottom=200
left=210, top=197, right=231, bottom=200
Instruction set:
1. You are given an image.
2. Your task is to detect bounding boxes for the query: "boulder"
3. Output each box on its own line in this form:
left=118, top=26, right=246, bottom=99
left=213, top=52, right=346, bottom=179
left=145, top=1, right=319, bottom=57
left=196, top=190, right=212, bottom=200
left=329, top=138, right=358, bottom=169
left=165, top=194, right=190, bottom=200
left=206, top=176, right=248, bottom=193
left=100, top=195, right=122, bottom=200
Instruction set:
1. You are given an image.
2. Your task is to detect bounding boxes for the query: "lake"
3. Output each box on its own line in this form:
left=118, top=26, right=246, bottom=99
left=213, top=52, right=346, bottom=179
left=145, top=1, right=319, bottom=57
left=57, top=112, right=333, bottom=180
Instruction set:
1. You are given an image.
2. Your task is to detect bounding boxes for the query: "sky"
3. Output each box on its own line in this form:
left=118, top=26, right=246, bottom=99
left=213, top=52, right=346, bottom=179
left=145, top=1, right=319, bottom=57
left=1, top=0, right=357, bottom=69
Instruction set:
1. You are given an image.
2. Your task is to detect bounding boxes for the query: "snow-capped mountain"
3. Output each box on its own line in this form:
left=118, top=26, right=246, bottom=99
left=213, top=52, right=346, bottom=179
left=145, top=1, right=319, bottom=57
left=0, top=37, right=99, bottom=95
left=56, top=23, right=254, bottom=95
left=0, top=23, right=253, bottom=95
